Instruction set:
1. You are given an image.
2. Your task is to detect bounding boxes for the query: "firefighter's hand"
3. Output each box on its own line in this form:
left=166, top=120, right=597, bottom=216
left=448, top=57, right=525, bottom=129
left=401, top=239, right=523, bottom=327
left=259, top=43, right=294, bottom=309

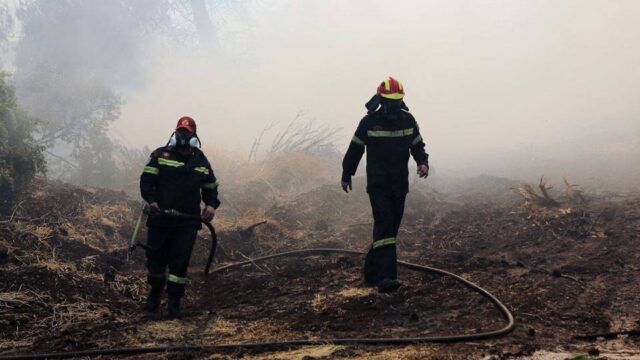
left=341, top=180, right=352, bottom=193
left=201, top=205, right=216, bottom=222
left=417, top=164, right=429, bottom=179
left=150, top=202, right=159, bottom=209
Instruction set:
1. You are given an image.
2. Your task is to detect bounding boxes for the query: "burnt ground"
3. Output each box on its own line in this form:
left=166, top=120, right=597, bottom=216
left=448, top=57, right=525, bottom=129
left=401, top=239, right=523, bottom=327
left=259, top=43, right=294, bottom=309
left=1, top=177, right=640, bottom=359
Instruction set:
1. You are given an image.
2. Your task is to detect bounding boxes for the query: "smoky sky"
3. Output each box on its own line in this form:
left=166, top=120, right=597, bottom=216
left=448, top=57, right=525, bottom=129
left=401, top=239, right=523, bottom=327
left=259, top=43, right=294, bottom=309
left=116, top=1, right=639, bottom=170
left=7, top=0, right=640, bottom=185
left=14, top=0, right=182, bottom=92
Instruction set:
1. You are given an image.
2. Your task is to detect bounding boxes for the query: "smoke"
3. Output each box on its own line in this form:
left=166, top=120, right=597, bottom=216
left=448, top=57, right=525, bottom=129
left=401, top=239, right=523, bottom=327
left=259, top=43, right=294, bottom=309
left=111, top=0, right=639, bottom=187
left=7, top=0, right=640, bottom=189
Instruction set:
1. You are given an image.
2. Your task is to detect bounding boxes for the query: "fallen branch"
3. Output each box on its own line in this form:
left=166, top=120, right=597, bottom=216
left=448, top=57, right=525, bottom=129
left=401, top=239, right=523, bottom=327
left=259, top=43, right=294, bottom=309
left=237, top=251, right=273, bottom=275
left=551, top=269, right=585, bottom=288
left=516, top=176, right=560, bottom=209
left=243, top=220, right=268, bottom=232
left=563, top=176, right=588, bottom=205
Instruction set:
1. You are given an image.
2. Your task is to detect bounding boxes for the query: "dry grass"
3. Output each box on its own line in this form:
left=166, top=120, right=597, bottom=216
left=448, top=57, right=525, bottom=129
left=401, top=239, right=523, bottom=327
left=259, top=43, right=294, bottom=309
left=47, top=302, right=111, bottom=328
left=0, top=179, right=141, bottom=346
left=136, top=314, right=306, bottom=348
left=231, top=319, right=300, bottom=343
left=0, top=286, right=112, bottom=339
left=247, top=345, right=343, bottom=360
left=308, top=287, right=373, bottom=314
left=79, top=203, right=133, bottom=251
left=0, top=291, right=32, bottom=307
left=222, top=345, right=462, bottom=360
left=201, top=146, right=340, bottom=210
left=336, top=287, right=374, bottom=299
left=309, top=293, right=327, bottom=312
left=107, top=274, right=146, bottom=301
left=204, top=317, right=238, bottom=335
left=138, top=320, right=199, bottom=342
left=0, top=339, right=32, bottom=352
left=4, top=160, right=636, bottom=359
left=33, top=258, right=76, bottom=273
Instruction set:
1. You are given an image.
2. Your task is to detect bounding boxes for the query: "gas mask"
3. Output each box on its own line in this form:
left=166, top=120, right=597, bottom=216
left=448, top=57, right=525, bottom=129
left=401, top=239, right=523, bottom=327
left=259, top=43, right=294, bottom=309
left=168, top=128, right=200, bottom=148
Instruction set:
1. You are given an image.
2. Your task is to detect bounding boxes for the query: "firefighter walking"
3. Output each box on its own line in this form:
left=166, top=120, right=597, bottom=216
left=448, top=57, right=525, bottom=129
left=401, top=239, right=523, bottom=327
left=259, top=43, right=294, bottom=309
left=341, top=77, right=429, bottom=293
left=139, top=116, right=220, bottom=316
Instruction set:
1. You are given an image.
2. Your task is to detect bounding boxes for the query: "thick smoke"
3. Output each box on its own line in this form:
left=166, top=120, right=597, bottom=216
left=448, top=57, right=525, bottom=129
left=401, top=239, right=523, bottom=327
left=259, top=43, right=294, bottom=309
left=6, top=0, right=640, bottom=190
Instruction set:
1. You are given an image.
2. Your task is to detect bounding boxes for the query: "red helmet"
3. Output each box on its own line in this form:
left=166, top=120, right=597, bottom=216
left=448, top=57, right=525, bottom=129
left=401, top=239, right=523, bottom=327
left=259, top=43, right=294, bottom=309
left=176, top=116, right=196, bottom=133
left=377, top=77, right=405, bottom=100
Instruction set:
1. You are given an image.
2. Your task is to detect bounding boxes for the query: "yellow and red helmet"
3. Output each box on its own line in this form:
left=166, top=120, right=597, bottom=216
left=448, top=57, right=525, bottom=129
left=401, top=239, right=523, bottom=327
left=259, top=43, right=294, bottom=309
left=377, top=77, right=404, bottom=100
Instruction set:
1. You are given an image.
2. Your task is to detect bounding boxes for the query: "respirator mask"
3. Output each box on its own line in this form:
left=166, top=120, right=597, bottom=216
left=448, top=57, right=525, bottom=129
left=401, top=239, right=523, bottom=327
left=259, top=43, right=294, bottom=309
left=168, top=128, right=200, bottom=148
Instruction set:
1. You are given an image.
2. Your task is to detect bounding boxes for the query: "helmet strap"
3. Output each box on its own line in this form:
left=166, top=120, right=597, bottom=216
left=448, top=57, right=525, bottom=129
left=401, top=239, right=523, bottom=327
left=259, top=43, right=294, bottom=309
left=167, top=132, right=177, bottom=147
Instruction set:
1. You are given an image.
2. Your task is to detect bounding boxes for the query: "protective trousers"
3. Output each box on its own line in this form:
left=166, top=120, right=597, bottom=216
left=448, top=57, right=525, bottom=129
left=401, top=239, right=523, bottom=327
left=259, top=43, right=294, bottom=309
left=145, top=226, right=198, bottom=298
left=363, top=190, right=407, bottom=285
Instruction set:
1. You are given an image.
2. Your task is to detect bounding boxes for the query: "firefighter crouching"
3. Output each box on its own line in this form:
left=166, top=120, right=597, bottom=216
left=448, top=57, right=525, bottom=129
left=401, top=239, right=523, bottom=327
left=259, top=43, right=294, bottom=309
left=139, top=116, right=220, bottom=317
left=341, top=77, right=429, bottom=293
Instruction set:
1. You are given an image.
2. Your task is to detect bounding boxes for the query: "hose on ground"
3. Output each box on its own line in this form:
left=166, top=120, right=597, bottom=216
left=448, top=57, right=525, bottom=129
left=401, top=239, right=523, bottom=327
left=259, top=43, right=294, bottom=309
left=141, top=208, right=218, bottom=275
left=0, top=248, right=515, bottom=360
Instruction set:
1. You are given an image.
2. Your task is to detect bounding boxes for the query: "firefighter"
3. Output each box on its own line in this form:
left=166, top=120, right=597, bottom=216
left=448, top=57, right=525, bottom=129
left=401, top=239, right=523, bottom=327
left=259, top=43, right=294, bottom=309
left=341, top=77, right=429, bottom=293
left=139, top=116, right=220, bottom=317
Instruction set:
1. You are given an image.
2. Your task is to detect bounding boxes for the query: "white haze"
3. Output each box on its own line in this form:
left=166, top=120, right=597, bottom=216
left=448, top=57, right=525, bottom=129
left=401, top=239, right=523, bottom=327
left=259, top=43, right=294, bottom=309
left=110, top=0, right=638, bottom=188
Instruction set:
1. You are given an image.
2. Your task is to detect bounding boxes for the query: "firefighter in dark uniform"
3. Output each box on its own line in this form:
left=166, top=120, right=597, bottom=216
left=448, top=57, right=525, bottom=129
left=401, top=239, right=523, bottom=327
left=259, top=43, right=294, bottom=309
left=341, top=77, right=429, bottom=293
left=139, top=116, right=219, bottom=316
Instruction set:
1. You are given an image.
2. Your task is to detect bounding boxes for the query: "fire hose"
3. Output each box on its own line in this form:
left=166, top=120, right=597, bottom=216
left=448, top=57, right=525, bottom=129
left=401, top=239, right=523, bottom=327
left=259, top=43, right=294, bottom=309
left=127, top=206, right=218, bottom=275
left=1, top=213, right=515, bottom=360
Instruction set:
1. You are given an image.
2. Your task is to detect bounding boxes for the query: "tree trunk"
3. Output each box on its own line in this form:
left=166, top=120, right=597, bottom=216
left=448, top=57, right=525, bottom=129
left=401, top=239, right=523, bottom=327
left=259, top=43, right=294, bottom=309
left=188, top=0, right=218, bottom=51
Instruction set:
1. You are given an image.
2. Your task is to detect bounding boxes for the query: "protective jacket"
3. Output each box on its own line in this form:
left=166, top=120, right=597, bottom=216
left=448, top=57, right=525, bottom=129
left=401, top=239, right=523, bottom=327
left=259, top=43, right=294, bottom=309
left=342, top=107, right=429, bottom=194
left=140, top=146, right=220, bottom=228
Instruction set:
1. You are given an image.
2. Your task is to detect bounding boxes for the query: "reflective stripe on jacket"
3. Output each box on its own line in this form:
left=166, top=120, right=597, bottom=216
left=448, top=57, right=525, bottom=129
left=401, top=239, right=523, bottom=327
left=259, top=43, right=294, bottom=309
left=342, top=108, right=428, bottom=193
left=140, top=146, right=220, bottom=228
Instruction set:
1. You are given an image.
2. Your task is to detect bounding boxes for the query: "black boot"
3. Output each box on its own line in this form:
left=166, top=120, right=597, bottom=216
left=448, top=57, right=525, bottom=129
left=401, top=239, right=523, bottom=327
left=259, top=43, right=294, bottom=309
left=377, top=278, right=401, bottom=293
left=145, top=274, right=165, bottom=312
left=363, top=247, right=378, bottom=286
left=145, top=288, right=163, bottom=312
left=167, top=295, right=181, bottom=318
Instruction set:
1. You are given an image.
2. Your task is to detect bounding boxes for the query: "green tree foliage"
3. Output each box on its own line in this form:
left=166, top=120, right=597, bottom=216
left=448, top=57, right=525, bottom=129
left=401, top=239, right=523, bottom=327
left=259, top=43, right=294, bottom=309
left=11, top=0, right=180, bottom=190
left=7, top=0, right=240, bottom=190
left=32, top=79, right=123, bottom=186
left=0, top=74, right=45, bottom=209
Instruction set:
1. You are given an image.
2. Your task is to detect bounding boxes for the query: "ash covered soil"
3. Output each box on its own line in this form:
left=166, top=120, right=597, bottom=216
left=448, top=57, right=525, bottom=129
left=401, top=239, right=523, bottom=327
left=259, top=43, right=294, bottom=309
left=1, top=177, right=640, bottom=359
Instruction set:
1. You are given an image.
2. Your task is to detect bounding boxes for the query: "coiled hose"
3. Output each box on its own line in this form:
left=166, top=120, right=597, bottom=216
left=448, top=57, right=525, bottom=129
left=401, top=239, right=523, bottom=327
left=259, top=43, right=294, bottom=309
left=0, top=248, right=515, bottom=360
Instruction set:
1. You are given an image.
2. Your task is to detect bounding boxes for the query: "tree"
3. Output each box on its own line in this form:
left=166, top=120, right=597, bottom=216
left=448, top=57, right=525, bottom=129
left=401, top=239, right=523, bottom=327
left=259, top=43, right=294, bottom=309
left=0, top=73, right=45, bottom=210
left=0, top=3, right=16, bottom=70
left=7, top=0, right=247, bottom=189
left=188, top=0, right=219, bottom=50
left=12, top=0, right=162, bottom=187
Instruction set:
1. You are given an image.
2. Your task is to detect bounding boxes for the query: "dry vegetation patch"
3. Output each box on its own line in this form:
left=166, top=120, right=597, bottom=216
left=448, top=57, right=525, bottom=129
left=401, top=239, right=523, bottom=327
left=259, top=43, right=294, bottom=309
left=1, top=173, right=640, bottom=359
